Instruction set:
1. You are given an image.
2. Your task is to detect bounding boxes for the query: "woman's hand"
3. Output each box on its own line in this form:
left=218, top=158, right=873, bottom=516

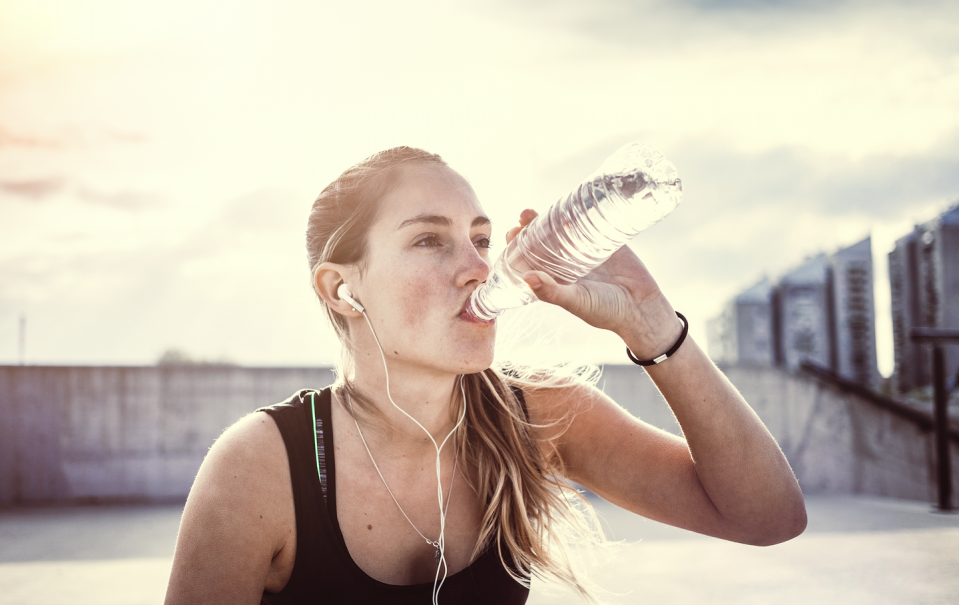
left=505, top=209, right=681, bottom=360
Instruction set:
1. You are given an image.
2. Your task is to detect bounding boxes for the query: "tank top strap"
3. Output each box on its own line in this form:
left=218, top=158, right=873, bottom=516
left=307, top=388, right=332, bottom=505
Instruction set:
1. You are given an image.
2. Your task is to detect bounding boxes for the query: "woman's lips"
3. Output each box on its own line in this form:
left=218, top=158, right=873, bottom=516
left=459, top=308, right=494, bottom=325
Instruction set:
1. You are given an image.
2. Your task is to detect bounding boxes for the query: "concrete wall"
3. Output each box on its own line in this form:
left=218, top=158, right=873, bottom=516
left=0, top=365, right=334, bottom=505
left=599, top=364, right=958, bottom=506
left=1, top=364, right=957, bottom=507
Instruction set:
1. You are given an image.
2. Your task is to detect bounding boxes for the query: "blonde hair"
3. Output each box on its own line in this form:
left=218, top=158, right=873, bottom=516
left=306, top=147, right=607, bottom=599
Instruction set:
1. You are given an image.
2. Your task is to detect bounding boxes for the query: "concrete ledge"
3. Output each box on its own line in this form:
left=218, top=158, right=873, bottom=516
left=2, top=364, right=956, bottom=508
left=0, top=365, right=334, bottom=505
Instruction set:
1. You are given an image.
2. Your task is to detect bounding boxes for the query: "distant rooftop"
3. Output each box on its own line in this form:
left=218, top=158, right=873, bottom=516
left=830, top=236, right=871, bottom=260
left=736, top=277, right=772, bottom=303
left=780, top=254, right=828, bottom=285
left=939, top=202, right=959, bottom=225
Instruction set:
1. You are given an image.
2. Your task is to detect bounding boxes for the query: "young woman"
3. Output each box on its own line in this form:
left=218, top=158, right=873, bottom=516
left=164, top=147, right=806, bottom=604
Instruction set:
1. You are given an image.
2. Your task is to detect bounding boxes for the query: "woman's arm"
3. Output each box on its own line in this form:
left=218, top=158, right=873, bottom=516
left=510, top=210, right=806, bottom=546
left=526, top=339, right=806, bottom=546
left=165, top=412, right=296, bottom=605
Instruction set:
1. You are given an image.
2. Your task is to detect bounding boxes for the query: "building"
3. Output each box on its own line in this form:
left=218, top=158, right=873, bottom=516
left=890, top=204, right=959, bottom=393
left=710, top=238, right=880, bottom=387
left=889, top=231, right=928, bottom=392
left=828, top=237, right=880, bottom=387
left=706, top=308, right=735, bottom=365
left=707, top=278, right=774, bottom=366
left=774, top=254, right=833, bottom=371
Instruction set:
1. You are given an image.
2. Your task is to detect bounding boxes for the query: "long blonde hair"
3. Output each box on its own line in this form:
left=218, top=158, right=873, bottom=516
left=306, top=147, right=606, bottom=598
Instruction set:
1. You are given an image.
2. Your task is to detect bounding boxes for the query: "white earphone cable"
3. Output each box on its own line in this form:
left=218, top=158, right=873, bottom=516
left=357, top=306, right=466, bottom=605
left=346, top=392, right=458, bottom=553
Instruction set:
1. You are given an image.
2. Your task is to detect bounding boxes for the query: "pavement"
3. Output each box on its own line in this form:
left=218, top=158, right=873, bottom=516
left=1, top=495, right=957, bottom=605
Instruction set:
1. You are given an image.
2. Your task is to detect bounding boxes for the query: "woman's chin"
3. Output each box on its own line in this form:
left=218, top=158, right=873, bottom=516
left=451, top=344, right=496, bottom=375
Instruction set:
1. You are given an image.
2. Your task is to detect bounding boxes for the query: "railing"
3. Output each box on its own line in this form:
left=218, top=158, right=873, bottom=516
left=909, top=327, right=959, bottom=512
left=801, top=356, right=958, bottom=512
left=799, top=361, right=959, bottom=441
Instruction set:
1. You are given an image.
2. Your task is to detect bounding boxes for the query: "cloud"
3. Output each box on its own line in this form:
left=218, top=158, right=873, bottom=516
left=677, top=0, right=842, bottom=9
left=674, top=0, right=953, bottom=10
left=0, top=126, right=60, bottom=148
left=538, top=132, right=959, bottom=225
left=75, top=187, right=163, bottom=211
left=0, top=124, right=148, bottom=149
left=0, top=178, right=66, bottom=200
left=219, top=189, right=308, bottom=233
left=0, top=186, right=326, bottom=365
left=104, top=130, right=148, bottom=144
left=0, top=176, right=164, bottom=210
left=484, top=0, right=959, bottom=59
left=670, top=137, right=959, bottom=221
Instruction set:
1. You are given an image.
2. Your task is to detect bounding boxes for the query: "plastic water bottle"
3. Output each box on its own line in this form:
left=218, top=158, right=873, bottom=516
left=466, top=143, right=682, bottom=321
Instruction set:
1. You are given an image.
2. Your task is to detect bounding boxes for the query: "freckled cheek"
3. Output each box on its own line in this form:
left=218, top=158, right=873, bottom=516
left=392, top=272, right=449, bottom=327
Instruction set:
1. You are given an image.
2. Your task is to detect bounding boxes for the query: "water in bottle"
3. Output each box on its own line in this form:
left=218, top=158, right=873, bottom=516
left=466, top=142, right=682, bottom=321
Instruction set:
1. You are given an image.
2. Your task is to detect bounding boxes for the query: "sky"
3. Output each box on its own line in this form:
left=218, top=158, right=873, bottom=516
left=1, top=0, right=958, bottom=374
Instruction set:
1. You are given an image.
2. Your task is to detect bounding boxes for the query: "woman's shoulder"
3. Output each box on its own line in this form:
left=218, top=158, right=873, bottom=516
left=209, top=387, right=331, bottom=479
left=184, top=387, right=334, bottom=528
left=194, top=399, right=299, bottom=507
left=257, top=387, right=329, bottom=415
left=167, top=393, right=308, bottom=601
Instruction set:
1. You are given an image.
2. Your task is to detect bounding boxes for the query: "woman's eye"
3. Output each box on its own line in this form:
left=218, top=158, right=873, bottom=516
left=415, top=235, right=442, bottom=247
left=474, top=236, right=492, bottom=249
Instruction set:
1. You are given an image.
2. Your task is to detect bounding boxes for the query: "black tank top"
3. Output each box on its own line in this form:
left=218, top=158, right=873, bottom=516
left=258, top=387, right=530, bottom=604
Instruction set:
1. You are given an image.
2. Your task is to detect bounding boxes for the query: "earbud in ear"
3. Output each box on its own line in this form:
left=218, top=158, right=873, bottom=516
left=337, top=283, right=365, bottom=313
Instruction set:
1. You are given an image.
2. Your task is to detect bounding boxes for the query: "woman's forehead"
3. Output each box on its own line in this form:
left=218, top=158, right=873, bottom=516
left=376, top=163, right=486, bottom=226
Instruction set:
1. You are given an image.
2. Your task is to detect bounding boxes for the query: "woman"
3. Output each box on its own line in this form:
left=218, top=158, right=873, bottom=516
left=165, top=147, right=806, bottom=604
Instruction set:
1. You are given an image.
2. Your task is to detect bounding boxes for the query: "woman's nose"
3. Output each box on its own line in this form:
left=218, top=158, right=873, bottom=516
left=456, top=241, right=491, bottom=288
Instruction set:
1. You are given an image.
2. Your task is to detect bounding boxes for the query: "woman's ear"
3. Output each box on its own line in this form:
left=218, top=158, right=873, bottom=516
left=314, top=262, right=363, bottom=317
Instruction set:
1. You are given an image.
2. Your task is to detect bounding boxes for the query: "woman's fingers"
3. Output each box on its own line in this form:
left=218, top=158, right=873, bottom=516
left=514, top=209, right=646, bottom=334
left=524, top=267, right=638, bottom=335
left=522, top=270, right=580, bottom=312
left=506, top=209, right=539, bottom=244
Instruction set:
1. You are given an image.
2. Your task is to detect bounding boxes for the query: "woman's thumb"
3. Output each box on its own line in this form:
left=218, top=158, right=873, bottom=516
left=523, top=271, right=574, bottom=309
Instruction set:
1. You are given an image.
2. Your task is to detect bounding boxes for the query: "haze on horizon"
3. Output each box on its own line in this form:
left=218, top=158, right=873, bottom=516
left=2, top=0, right=958, bottom=376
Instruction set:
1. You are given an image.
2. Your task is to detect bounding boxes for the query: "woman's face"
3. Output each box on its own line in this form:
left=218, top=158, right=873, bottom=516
left=349, top=162, right=496, bottom=376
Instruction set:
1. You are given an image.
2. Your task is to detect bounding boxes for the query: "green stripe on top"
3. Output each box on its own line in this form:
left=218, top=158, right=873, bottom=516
left=311, top=391, right=322, bottom=486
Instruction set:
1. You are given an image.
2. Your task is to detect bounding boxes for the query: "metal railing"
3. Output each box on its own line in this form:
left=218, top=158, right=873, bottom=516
left=909, top=327, right=959, bottom=512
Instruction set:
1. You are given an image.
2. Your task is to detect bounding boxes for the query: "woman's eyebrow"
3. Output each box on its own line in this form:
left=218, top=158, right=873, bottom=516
left=397, top=214, right=491, bottom=230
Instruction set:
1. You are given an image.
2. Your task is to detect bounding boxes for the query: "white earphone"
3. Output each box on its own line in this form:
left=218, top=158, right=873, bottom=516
left=334, top=279, right=461, bottom=604
left=337, top=283, right=365, bottom=313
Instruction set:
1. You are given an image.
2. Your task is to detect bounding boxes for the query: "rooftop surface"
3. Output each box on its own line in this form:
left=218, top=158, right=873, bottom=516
left=1, top=495, right=957, bottom=605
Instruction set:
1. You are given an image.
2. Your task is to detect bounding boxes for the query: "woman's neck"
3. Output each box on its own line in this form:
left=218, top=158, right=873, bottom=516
left=347, top=357, right=463, bottom=447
